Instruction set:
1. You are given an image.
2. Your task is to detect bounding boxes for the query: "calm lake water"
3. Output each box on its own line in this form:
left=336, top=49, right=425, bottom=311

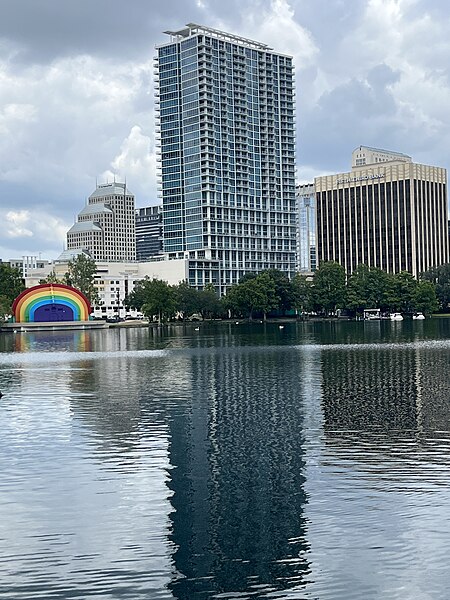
left=1, top=319, right=450, bottom=599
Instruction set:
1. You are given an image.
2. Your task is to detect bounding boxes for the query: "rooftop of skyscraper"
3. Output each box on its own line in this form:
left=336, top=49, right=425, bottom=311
left=90, top=182, right=133, bottom=199
left=160, top=22, right=272, bottom=51
left=353, top=145, right=412, bottom=160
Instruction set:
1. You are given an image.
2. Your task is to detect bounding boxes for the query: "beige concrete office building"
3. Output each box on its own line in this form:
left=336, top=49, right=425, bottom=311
left=315, top=153, right=448, bottom=277
left=67, top=182, right=136, bottom=262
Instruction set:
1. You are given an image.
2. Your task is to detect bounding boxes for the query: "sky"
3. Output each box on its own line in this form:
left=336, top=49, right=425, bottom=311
left=1, top=0, right=450, bottom=260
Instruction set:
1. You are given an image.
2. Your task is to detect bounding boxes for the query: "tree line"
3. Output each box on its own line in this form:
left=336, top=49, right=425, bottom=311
left=124, top=262, right=445, bottom=322
left=2, top=257, right=450, bottom=324
left=125, top=279, right=221, bottom=323
left=221, top=263, right=440, bottom=319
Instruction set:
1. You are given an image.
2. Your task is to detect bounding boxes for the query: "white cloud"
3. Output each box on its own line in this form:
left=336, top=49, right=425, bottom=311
left=212, top=0, right=318, bottom=70
left=5, top=210, right=33, bottom=238
left=34, top=213, right=70, bottom=247
left=0, top=52, right=154, bottom=193
left=1, top=0, right=450, bottom=259
left=102, top=125, right=158, bottom=204
left=1, top=208, right=70, bottom=256
left=0, top=103, right=36, bottom=132
left=249, top=0, right=318, bottom=66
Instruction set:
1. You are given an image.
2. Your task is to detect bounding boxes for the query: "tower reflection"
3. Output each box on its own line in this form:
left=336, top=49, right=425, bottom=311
left=320, top=343, right=450, bottom=459
left=168, top=347, right=311, bottom=599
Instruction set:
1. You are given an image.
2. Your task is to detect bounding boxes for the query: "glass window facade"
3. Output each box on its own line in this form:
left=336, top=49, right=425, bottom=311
left=156, top=26, right=296, bottom=292
left=135, top=205, right=163, bottom=260
left=315, top=163, right=449, bottom=277
left=296, top=184, right=316, bottom=272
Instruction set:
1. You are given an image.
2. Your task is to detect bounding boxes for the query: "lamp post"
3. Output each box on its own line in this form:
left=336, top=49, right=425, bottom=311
left=116, top=290, right=121, bottom=319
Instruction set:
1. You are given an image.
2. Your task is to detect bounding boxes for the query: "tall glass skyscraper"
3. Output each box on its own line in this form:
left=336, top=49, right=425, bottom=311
left=296, top=184, right=316, bottom=273
left=155, top=24, right=296, bottom=293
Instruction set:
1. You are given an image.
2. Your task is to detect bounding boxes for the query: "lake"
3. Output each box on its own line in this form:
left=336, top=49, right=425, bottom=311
left=0, top=319, right=450, bottom=599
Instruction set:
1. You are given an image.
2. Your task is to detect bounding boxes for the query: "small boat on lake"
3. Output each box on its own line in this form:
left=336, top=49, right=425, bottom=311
left=364, top=308, right=381, bottom=320
left=390, top=313, right=403, bottom=321
left=413, top=312, right=425, bottom=320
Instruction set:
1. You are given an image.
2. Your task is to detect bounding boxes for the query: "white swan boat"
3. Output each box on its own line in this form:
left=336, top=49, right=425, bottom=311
left=390, top=313, right=403, bottom=321
left=413, top=312, right=425, bottom=320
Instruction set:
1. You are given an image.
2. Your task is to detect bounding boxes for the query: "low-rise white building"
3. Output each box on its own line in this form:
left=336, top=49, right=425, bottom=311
left=8, top=256, right=53, bottom=279
left=24, top=254, right=189, bottom=318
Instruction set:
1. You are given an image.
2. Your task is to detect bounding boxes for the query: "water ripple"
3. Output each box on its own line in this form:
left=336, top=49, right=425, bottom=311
left=1, top=323, right=450, bottom=599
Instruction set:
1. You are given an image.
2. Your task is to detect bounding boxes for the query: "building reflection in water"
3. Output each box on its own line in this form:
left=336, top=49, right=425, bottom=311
left=12, top=330, right=93, bottom=353
left=168, top=347, right=312, bottom=599
left=320, top=343, right=450, bottom=457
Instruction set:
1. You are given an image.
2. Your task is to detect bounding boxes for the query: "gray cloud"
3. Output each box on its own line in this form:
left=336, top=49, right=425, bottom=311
left=0, top=0, right=251, bottom=64
left=0, top=0, right=449, bottom=259
left=0, top=0, right=196, bottom=63
left=297, top=64, right=401, bottom=174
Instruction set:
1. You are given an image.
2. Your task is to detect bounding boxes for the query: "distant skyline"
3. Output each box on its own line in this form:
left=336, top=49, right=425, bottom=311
left=1, top=0, right=450, bottom=259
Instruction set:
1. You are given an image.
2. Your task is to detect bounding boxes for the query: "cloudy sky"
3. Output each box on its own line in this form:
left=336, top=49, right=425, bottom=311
left=1, top=0, right=449, bottom=259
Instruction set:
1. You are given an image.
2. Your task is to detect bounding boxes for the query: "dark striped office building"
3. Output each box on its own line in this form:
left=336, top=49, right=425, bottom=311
left=315, top=158, right=448, bottom=277
left=135, top=205, right=163, bottom=260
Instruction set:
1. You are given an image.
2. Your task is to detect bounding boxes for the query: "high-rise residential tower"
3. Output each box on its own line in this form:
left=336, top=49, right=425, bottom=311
left=67, top=182, right=136, bottom=261
left=155, top=24, right=296, bottom=293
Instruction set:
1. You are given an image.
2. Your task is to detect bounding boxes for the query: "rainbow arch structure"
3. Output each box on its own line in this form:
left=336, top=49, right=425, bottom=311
left=12, top=284, right=91, bottom=323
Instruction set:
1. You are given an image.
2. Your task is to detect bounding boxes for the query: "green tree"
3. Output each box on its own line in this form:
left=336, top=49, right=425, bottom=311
left=251, top=272, right=279, bottom=320
left=346, top=265, right=394, bottom=316
left=238, top=272, right=257, bottom=284
left=124, top=278, right=148, bottom=311
left=0, top=295, right=12, bottom=323
left=391, top=271, right=417, bottom=314
left=64, top=254, right=99, bottom=305
left=312, top=261, right=346, bottom=316
left=0, top=263, right=25, bottom=306
left=198, top=283, right=221, bottom=320
left=291, top=273, right=312, bottom=316
left=371, top=269, right=396, bottom=314
left=421, top=264, right=450, bottom=311
left=139, top=278, right=176, bottom=324
left=224, top=272, right=278, bottom=320
left=175, top=281, right=201, bottom=320
left=223, top=281, right=253, bottom=319
left=413, top=280, right=438, bottom=315
left=39, top=270, right=64, bottom=285
left=260, top=269, right=293, bottom=314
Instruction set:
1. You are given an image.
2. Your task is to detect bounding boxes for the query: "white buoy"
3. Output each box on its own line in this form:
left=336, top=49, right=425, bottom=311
left=279, top=325, right=284, bottom=329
